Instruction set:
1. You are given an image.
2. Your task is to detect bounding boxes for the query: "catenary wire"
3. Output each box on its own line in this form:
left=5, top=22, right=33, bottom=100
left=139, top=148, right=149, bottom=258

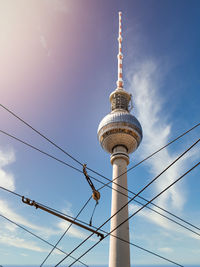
left=67, top=161, right=200, bottom=267
left=1, top=103, right=200, bottom=190
left=0, top=207, right=183, bottom=267
left=40, top=196, right=92, bottom=266
left=0, top=104, right=83, bottom=166
left=55, top=144, right=200, bottom=266
left=86, top=121, right=200, bottom=182
left=0, top=130, right=82, bottom=174
left=1, top=180, right=199, bottom=257
left=0, top=183, right=93, bottom=265
left=0, top=213, right=88, bottom=267
left=0, top=183, right=195, bottom=267
left=1, top=129, right=200, bottom=235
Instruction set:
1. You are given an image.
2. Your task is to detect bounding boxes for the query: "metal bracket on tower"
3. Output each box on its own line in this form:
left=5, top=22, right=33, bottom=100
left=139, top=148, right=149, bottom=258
left=83, top=164, right=100, bottom=203
left=21, top=196, right=104, bottom=240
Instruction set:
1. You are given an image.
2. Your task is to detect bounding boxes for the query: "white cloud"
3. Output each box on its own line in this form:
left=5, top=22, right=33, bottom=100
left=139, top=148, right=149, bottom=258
left=158, top=247, right=173, bottom=253
left=58, top=220, right=88, bottom=240
left=0, top=199, right=59, bottom=238
left=56, top=203, right=91, bottom=240
left=127, top=59, right=198, bottom=212
left=0, top=148, right=15, bottom=191
left=0, top=232, right=46, bottom=252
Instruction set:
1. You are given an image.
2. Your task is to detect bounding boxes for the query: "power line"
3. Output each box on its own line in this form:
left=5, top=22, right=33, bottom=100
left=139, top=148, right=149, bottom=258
left=0, top=213, right=88, bottom=267
left=40, top=197, right=92, bottom=266
left=0, top=206, right=184, bottom=267
left=55, top=144, right=200, bottom=266
left=0, top=184, right=93, bottom=265
left=1, top=129, right=200, bottom=237
left=0, top=104, right=83, bottom=166
left=67, top=161, right=200, bottom=267
left=1, top=103, right=200, bottom=192
left=87, top=121, right=200, bottom=183
left=0, top=181, right=194, bottom=267
left=0, top=130, right=82, bottom=174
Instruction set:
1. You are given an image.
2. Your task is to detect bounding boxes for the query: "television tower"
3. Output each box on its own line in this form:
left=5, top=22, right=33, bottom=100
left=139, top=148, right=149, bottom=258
left=97, top=12, right=142, bottom=267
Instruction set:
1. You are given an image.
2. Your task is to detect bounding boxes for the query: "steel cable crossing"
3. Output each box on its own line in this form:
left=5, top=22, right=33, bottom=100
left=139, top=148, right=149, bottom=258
left=1, top=104, right=200, bottom=230
left=1, top=130, right=200, bottom=237
left=0, top=185, right=186, bottom=267
left=1, top=103, right=200, bottom=190
left=40, top=196, right=92, bottom=266
left=0, top=213, right=88, bottom=267
left=1, top=105, right=200, bottom=263
left=1, top=104, right=200, bottom=231
left=55, top=142, right=200, bottom=266
left=63, top=161, right=200, bottom=267
left=0, top=185, right=187, bottom=267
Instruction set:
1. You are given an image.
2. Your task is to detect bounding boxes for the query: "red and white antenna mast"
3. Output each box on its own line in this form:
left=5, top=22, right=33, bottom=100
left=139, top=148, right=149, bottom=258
left=117, top=12, right=124, bottom=89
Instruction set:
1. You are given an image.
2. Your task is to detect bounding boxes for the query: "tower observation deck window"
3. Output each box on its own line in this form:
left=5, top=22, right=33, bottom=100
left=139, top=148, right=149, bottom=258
left=111, top=93, right=129, bottom=111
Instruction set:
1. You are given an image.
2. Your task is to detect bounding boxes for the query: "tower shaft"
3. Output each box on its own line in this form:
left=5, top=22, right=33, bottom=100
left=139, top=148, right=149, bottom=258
left=109, top=146, right=130, bottom=267
left=97, top=12, right=143, bottom=267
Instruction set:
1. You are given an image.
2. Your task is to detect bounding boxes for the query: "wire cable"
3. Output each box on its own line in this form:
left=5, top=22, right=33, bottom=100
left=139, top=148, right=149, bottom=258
left=0, top=184, right=93, bottom=266
left=0, top=130, right=82, bottom=174
left=0, top=176, right=197, bottom=267
left=0, top=209, right=183, bottom=267
left=86, top=121, right=200, bottom=183
left=0, top=104, right=83, bottom=166
left=0, top=213, right=88, bottom=267
left=1, top=129, right=200, bottom=236
left=55, top=141, right=200, bottom=266
left=67, top=161, right=200, bottom=267
left=40, top=196, right=92, bottom=266
left=1, top=103, right=199, bottom=191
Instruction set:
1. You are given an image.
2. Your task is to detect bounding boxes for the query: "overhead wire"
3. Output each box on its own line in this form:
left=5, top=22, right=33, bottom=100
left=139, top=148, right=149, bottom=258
left=0, top=201, right=184, bottom=267
left=67, top=161, right=200, bottom=267
left=0, top=130, right=82, bottom=174
left=55, top=142, right=200, bottom=266
left=0, top=160, right=198, bottom=267
left=40, top=196, right=92, bottom=266
left=1, top=129, right=200, bottom=236
left=1, top=103, right=200, bottom=190
left=0, top=213, right=88, bottom=267
left=85, top=121, right=200, bottom=181
left=0, top=183, right=196, bottom=267
left=0, top=183, right=93, bottom=265
left=0, top=104, right=83, bottom=166
left=1, top=105, right=200, bottom=264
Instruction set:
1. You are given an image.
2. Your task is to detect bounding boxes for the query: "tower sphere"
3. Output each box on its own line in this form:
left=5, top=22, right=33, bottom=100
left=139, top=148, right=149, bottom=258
left=97, top=107, right=142, bottom=154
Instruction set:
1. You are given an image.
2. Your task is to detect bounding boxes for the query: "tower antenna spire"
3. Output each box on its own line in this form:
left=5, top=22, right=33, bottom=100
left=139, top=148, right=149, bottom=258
left=117, top=11, right=123, bottom=89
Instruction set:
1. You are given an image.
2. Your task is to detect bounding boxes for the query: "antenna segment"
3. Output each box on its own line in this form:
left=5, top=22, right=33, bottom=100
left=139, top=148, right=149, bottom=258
left=117, top=12, right=123, bottom=89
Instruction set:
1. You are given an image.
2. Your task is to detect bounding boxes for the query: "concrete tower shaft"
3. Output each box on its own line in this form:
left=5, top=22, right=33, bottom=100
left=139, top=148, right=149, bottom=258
left=97, top=12, right=142, bottom=267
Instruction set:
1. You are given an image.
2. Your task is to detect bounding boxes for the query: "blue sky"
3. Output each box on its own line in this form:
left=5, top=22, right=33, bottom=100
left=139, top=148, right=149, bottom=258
left=0, top=0, right=200, bottom=266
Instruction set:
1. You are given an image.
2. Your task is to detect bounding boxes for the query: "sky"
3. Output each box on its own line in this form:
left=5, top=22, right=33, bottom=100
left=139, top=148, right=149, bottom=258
left=0, top=0, right=200, bottom=266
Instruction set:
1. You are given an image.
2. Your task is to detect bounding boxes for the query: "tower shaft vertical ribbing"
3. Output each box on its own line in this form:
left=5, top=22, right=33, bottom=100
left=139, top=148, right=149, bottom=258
left=109, top=146, right=130, bottom=267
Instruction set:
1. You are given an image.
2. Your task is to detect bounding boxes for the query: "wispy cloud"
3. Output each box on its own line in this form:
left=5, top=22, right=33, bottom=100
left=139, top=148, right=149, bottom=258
left=0, top=199, right=59, bottom=238
left=0, top=232, right=46, bottom=252
left=0, top=148, right=15, bottom=191
left=158, top=247, right=173, bottom=253
left=56, top=202, right=92, bottom=240
left=127, top=59, right=198, bottom=212
left=127, top=59, right=200, bottom=246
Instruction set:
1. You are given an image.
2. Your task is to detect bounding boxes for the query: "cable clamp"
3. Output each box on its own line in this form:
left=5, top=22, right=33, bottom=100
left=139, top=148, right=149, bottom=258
left=22, top=196, right=38, bottom=209
left=83, top=164, right=100, bottom=202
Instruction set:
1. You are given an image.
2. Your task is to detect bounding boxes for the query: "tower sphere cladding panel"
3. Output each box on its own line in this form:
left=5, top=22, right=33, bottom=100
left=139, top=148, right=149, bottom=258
left=97, top=112, right=143, bottom=154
